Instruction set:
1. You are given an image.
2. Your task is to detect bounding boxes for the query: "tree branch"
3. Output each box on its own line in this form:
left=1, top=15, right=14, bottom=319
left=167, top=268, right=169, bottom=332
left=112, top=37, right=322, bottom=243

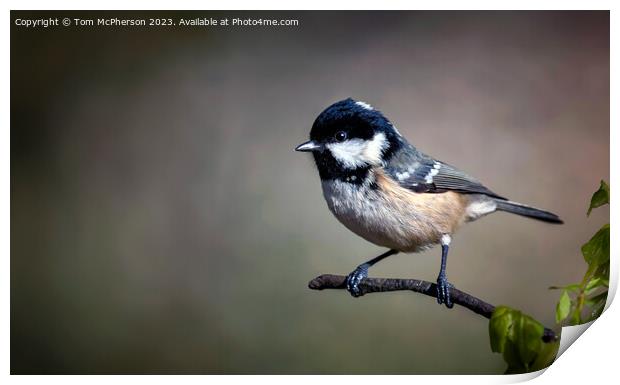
left=308, top=274, right=558, bottom=343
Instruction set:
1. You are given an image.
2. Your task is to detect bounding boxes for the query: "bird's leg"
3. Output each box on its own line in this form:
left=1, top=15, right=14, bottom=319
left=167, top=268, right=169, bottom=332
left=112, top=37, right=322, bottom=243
left=346, top=249, right=399, bottom=297
left=436, top=234, right=454, bottom=308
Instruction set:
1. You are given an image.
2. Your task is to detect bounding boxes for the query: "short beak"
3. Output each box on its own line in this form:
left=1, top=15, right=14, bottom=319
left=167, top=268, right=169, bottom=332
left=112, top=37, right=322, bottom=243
left=295, top=140, right=322, bottom=152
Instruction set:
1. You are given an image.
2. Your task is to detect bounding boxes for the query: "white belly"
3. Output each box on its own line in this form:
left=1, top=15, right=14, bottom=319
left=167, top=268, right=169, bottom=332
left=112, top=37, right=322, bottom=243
left=321, top=179, right=444, bottom=252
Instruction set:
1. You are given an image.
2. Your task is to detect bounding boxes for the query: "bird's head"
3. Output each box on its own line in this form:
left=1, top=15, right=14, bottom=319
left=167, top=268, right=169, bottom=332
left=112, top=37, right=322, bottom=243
left=295, top=98, right=404, bottom=180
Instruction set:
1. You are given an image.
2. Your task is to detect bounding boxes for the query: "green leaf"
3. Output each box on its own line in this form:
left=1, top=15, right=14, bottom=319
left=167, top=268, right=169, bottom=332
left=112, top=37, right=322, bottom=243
left=549, top=284, right=581, bottom=292
left=556, top=290, right=571, bottom=324
left=592, top=263, right=610, bottom=281
left=585, top=277, right=609, bottom=290
left=489, top=306, right=513, bottom=353
left=503, top=341, right=527, bottom=374
left=589, top=298, right=606, bottom=320
left=581, top=224, right=610, bottom=266
left=514, top=313, right=544, bottom=365
left=530, top=340, right=560, bottom=371
left=489, top=306, right=546, bottom=373
left=587, top=180, right=609, bottom=216
left=584, top=291, right=608, bottom=309
left=584, top=277, right=609, bottom=295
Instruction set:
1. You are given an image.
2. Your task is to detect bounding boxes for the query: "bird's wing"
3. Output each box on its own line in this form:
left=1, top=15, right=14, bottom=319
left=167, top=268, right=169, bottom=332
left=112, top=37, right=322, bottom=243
left=385, top=151, right=506, bottom=200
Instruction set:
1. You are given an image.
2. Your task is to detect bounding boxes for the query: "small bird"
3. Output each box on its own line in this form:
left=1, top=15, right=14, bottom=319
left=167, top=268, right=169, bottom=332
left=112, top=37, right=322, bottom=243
left=296, top=98, right=562, bottom=308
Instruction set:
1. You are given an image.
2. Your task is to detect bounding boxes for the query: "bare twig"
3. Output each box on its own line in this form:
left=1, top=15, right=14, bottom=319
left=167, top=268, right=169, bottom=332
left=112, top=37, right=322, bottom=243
left=308, top=274, right=558, bottom=343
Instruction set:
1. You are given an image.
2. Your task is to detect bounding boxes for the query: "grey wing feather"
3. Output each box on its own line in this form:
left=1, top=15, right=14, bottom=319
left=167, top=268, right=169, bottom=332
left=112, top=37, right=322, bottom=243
left=385, top=149, right=506, bottom=200
left=429, top=162, right=506, bottom=199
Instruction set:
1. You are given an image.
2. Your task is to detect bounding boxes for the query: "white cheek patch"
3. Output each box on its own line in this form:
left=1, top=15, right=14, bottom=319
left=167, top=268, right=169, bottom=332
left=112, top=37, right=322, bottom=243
left=326, top=132, right=388, bottom=169
left=363, top=132, right=388, bottom=164
left=326, top=139, right=368, bottom=168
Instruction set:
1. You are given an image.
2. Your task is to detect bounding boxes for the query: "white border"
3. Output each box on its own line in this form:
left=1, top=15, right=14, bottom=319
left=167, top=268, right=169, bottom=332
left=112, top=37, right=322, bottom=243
left=3, top=1, right=616, bottom=384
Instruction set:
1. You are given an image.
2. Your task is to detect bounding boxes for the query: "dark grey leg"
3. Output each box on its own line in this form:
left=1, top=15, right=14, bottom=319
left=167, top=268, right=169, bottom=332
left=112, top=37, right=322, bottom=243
left=346, top=249, right=399, bottom=297
left=436, top=234, right=454, bottom=308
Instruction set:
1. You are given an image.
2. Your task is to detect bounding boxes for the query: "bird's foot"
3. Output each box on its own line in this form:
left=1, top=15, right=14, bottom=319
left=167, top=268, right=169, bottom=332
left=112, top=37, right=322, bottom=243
left=436, top=274, right=454, bottom=308
left=346, top=264, right=369, bottom=297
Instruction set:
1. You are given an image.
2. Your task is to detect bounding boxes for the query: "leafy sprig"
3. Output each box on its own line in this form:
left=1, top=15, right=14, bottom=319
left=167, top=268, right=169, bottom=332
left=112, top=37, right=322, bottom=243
left=551, top=180, right=609, bottom=325
left=489, top=306, right=558, bottom=373
left=489, top=180, right=609, bottom=373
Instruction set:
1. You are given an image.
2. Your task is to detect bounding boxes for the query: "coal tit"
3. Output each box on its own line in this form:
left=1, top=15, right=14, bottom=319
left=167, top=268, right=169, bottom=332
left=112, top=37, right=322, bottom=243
left=296, top=98, right=563, bottom=308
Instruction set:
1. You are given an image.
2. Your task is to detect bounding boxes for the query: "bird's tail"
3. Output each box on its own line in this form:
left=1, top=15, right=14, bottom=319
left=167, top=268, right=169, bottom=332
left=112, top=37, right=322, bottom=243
left=494, top=199, right=563, bottom=224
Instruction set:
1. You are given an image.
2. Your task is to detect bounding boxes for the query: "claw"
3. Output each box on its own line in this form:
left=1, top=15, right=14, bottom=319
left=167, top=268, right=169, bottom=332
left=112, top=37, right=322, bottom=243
left=346, top=265, right=369, bottom=297
left=436, top=275, right=454, bottom=309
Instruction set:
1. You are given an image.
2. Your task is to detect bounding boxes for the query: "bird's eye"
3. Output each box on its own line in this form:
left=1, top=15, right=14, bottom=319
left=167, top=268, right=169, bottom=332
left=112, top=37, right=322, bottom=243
left=334, top=131, right=348, bottom=142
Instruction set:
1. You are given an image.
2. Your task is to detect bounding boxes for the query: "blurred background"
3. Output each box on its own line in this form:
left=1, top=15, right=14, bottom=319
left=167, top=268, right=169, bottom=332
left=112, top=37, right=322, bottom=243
left=11, top=11, right=609, bottom=374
